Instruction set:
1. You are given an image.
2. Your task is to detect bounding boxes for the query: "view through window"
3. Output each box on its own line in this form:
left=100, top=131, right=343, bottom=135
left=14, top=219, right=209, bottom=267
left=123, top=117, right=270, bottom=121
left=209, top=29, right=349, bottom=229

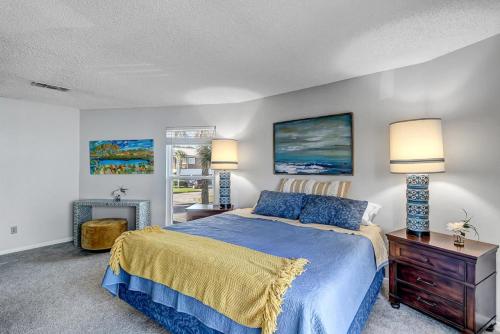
left=166, top=127, right=215, bottom=224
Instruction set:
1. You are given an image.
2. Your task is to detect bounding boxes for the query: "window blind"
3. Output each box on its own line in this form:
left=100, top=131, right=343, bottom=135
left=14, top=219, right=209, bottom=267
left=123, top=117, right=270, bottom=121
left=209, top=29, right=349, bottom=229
left=166, top=126, right=216, bottom=145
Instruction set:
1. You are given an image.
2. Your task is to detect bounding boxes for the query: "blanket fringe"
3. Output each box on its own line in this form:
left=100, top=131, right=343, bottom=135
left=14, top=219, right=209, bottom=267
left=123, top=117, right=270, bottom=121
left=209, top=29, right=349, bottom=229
left=109, top=225, right=162, bottom=275
left=262, top=258, right=309, bottom=334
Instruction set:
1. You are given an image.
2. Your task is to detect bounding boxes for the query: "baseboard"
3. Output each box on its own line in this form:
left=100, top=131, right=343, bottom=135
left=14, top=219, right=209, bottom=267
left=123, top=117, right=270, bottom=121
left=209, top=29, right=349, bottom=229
left=0, top=237, right=73, bottom=256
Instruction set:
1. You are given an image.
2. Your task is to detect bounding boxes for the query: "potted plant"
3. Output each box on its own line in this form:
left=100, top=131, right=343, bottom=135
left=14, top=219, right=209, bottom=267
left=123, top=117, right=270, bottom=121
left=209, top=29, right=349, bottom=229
left=446, top=209, right=479, bottom=246
left=111, top=186, right=128, bottom=202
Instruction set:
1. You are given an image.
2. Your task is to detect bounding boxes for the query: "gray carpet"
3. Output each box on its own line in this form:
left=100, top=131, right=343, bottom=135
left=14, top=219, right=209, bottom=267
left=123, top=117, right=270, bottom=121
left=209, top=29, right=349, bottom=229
left=0, top=242, right=462, bottom=334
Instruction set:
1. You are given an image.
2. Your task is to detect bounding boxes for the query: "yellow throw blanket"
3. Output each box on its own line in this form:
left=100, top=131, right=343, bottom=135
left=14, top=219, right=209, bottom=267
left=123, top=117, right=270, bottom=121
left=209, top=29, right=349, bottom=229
left=109, top=226, right=308, bottom=334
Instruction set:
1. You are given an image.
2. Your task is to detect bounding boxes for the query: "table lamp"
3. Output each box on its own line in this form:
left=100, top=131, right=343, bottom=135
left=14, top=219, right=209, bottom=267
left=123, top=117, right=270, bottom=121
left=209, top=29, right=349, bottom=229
left=211, top=139, right=238, bottom=209
left=389, top=118, right=445, bottom=236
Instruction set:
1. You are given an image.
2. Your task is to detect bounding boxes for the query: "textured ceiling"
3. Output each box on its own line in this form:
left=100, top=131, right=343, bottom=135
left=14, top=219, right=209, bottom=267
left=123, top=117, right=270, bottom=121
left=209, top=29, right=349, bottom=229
left=1, top=0, right=499, bottom=109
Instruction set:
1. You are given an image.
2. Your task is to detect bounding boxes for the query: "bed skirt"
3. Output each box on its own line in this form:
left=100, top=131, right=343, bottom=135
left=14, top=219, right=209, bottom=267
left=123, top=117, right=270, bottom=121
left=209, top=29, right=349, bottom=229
left=117, top=269, right=384, bottom=334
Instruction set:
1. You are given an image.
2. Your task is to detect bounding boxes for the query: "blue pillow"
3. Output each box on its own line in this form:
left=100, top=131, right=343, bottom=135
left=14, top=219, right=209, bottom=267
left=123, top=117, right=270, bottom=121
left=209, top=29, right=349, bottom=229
left=299, top=194, right=368, bottom=231
left=254, top=191, right=306, bottom=220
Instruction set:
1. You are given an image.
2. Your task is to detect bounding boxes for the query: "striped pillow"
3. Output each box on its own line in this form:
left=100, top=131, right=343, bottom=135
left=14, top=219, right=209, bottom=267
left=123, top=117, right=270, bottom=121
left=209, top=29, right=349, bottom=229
left=277, top=178, right=351, bottom=198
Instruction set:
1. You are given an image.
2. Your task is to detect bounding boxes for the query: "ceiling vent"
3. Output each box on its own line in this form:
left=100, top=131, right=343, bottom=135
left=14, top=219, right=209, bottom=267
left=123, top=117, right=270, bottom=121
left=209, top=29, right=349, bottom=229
left=30, top=81, right=70, bottom=92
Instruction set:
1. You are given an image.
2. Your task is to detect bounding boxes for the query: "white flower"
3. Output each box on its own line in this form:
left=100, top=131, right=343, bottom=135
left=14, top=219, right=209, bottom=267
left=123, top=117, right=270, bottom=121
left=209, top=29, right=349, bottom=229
left=447, top=221, right=465, bottom=232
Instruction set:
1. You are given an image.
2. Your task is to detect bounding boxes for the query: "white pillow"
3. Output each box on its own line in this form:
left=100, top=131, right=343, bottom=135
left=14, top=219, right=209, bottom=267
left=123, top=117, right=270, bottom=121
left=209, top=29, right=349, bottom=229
left=362, top=202, right=382, bottom=225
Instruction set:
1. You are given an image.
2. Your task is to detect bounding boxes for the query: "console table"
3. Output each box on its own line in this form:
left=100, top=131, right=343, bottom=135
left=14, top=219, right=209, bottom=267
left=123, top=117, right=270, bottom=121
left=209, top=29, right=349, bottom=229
left=73, top=199, right=151, bottom=248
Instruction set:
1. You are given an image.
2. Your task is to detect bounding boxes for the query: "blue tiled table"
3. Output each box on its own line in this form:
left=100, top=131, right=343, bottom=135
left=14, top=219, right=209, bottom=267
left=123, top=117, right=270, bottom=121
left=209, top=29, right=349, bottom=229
left=73, top=199, right=151, bottom=248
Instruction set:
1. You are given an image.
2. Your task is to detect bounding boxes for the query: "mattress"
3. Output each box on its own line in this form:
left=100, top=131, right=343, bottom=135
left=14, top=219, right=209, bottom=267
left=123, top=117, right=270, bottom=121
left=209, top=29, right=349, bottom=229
left=102, top=212, right=385, bottom=334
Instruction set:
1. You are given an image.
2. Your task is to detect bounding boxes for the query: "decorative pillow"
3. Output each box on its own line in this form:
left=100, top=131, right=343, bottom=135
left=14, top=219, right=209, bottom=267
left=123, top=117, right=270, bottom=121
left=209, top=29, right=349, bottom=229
left=362, top=202, right=382, bottom=225
left=277, top=178, right=351, bottom=198
left=299, top=194, right=368, bottom=231
left=253, top=190, right=306, bottom=220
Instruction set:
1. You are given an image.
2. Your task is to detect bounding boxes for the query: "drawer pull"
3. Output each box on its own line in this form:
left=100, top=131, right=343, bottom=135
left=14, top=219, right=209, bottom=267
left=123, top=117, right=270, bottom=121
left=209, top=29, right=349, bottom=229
left=416, top=277, right=436, bottom=287
left=417, top=296, right=437, bottom=307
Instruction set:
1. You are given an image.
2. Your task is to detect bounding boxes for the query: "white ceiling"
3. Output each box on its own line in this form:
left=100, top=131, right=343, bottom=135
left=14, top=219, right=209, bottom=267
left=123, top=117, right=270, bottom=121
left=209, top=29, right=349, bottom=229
left=1, top=0, right=499, bottom=110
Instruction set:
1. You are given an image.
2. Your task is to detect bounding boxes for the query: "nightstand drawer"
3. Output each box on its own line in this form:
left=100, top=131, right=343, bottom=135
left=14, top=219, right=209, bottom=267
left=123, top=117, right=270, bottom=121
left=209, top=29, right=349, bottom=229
left=398, top=282, right=464, bottom=327
left=186, top=212, right=220, bottom=221
left=185, top=204, right=234, bottom=221
left=394, top=243, right=466, bottom=281
left=397, top=264, right=464, bottom=304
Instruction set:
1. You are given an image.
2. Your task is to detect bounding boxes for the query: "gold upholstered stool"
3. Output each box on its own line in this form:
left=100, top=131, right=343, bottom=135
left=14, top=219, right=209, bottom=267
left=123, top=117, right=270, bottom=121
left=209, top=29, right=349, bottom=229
left=81, top=218, right=128, bottom=251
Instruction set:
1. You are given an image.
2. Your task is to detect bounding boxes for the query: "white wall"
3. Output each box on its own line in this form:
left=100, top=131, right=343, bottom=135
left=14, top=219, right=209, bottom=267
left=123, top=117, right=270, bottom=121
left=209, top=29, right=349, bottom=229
left=80, top=35, right=500, bottom=311
left=0, top=97, right=79, bottom=254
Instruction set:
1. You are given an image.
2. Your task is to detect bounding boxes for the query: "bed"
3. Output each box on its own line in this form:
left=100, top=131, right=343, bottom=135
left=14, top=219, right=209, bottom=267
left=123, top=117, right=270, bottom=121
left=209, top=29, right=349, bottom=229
left=102, top=208, right=387, bottom=334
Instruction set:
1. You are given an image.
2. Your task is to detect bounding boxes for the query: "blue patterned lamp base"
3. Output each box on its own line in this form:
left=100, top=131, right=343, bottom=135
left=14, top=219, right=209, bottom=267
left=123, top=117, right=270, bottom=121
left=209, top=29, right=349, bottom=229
left=219, top=171, right=231, bottom=209
left=406, top=174, right=430, bottom=236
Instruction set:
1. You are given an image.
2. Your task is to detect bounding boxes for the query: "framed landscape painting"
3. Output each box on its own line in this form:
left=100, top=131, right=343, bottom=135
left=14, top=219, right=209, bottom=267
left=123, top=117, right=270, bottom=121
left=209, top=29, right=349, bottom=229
left=90, top=139, right=154, bottom=175
left=273, top=113, right=353, bottom=175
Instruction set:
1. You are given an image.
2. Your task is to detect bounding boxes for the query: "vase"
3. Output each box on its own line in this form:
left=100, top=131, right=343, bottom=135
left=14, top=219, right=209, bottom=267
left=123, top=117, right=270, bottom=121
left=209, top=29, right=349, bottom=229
left=454, top=233, right=465, bottom=247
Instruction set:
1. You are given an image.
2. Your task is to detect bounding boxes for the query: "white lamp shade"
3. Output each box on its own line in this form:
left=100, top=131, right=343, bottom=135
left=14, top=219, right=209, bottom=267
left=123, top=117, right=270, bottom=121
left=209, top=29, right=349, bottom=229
left=389, top=118, right=445, bottom=174
left=211, top=139, right=238, bottom=170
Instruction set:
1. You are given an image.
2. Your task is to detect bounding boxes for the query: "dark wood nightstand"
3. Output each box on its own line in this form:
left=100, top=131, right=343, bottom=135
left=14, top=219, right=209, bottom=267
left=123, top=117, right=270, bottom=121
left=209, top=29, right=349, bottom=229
left=185, top=204, right=234, bottom=221
left=387, top=229, right=498, bottom=333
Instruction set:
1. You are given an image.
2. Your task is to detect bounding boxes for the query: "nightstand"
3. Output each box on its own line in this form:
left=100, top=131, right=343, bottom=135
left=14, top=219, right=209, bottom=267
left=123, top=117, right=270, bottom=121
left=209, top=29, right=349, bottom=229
left=387, top=229, right=498, bottom=333
left=185, top=204, right=234, bottom=221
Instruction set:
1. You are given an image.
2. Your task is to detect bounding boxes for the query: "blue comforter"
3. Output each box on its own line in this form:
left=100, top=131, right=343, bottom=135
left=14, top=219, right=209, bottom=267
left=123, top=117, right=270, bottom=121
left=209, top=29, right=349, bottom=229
left=102, top=213, right=378, bottom=334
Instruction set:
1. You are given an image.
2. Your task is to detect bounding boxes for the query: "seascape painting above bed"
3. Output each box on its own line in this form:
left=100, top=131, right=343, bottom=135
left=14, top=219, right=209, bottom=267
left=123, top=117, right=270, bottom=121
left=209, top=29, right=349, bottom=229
left=273, top=113, right=354, bottom=175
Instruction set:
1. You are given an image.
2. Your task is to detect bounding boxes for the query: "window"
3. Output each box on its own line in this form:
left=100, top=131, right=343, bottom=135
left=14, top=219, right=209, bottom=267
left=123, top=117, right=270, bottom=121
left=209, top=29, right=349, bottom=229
left=166, top=127, right=215, bottom=224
